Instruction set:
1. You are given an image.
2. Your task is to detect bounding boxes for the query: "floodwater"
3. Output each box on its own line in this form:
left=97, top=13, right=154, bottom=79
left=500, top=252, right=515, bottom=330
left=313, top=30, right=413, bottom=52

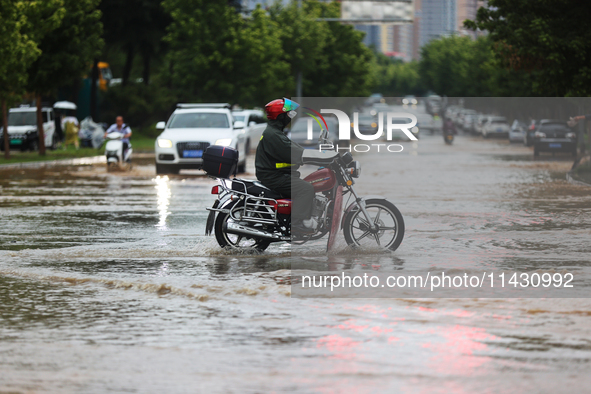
left=1, top=119, right=591, bottom=392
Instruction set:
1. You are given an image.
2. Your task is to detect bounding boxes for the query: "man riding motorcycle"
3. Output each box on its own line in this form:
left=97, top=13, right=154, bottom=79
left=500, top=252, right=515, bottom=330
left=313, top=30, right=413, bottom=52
left=255, top=98, right=317, bottom=234
left=104, top=116, right=132, bottom=157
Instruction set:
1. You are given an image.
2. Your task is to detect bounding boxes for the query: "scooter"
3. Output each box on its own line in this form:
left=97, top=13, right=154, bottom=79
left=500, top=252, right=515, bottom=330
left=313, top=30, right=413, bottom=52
left=204, top=128, right=405, bottom=253
left=104, top=131, right=132, bottom=170
left=444, top=131, right=454, bottom=145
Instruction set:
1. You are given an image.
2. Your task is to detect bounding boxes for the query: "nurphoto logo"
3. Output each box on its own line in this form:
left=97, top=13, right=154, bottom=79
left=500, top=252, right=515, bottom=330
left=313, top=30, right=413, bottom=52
left=303, top=108, right=418, bottom=153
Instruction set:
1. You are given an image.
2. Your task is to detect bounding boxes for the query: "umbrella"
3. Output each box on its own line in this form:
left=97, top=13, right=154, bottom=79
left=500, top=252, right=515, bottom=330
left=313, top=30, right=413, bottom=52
left=53, top=101, right=77, bottom=110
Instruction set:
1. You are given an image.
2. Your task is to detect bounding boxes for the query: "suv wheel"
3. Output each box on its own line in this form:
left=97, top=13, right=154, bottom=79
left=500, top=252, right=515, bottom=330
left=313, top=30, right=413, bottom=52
left=237, top=160, right=246, bottom=174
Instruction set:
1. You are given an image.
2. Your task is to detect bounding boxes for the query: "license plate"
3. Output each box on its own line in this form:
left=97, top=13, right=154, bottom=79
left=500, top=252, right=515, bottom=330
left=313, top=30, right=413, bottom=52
left=496, top=128, right=503, bottom=132
left=10, top=139, right=22, bottom=145
left=183, top=150, right=203, bottom=158
left=549, top=143, right=562, bottom=148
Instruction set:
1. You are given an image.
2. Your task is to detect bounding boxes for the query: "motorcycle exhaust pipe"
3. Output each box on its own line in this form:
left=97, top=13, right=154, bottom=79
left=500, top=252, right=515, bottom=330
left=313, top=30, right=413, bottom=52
left=224, top=222, right=290, bottom=241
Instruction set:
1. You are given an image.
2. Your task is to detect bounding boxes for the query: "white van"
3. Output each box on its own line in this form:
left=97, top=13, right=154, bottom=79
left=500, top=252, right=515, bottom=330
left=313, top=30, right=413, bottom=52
left=0, top=105, right=57, bottom=151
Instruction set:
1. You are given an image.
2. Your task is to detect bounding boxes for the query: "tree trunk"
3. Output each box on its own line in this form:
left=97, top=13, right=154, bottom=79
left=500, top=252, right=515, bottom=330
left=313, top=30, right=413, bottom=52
left=90, top=58, right=99, bottom=120
left=2, top=99, right=9, bottom=159
left=36, top=94, right=46, bottom=156
left=142, top=51, right=150, bottom=85
left=123, top=45, right=135, bottom=86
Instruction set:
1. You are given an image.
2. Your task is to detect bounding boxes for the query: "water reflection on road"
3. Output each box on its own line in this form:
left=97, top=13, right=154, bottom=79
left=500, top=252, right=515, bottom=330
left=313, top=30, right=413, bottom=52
left=1, top=132, right=590, bottom=393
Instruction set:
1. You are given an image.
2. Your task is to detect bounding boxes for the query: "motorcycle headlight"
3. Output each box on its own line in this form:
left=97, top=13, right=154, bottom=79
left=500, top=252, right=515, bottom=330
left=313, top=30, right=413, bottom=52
left=566, top=132, right=577, bottom=139
left=215, top=138, right=233, bottom=146
left=347, top=161, right=361, bottom=178
left=157, top=139, right=173, bottom=148
left=534, top=131, right=546, bottom=138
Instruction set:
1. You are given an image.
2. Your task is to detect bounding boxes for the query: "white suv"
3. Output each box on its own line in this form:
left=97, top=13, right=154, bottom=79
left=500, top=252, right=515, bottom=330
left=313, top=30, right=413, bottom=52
left=0, top=105, right=57, bottom=151
left=155, top=103, right=247, bottom=175
left=231, top=109, right=267, bottom=153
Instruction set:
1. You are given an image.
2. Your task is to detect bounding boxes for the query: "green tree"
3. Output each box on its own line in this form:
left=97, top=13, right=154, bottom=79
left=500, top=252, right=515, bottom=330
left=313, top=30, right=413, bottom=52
left=27, top=0, right=103, bottom=155
left=100, top=0, right=171, bottom=85
left=269, top=1, right=374, bottom=97
left=371, top=53, right=423, bottom=97
left=465, top=0, right=591, bottom=96
left=0, top=0, right=63, bottom=159
left=417, top=35, right=532, bottom=97
left=163, top=1, right=290, bottom=106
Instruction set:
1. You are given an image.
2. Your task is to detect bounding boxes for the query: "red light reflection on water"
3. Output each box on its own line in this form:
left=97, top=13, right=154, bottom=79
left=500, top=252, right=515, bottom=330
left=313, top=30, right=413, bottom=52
left=316, top=334, right=361, bottom=360
left=420, top=325, right=497, bottom=375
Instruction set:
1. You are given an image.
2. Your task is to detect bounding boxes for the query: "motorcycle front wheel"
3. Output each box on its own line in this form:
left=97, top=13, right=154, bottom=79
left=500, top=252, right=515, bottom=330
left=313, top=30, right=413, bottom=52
left=342, top=199, right=404, bottom=251
left=214, top=200, right=272, bottom=252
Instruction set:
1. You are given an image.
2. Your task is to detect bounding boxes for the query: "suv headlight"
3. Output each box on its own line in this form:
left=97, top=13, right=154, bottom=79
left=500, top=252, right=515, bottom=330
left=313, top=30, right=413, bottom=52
left=215, top=138, right=232, bottom=146
left=411, top=126, right=419, bottom=134
left=157, top=139, right=173, bottom=148
left=534, top=131, right=546, bottom=138
left=566, top=132, right=577, bottom=139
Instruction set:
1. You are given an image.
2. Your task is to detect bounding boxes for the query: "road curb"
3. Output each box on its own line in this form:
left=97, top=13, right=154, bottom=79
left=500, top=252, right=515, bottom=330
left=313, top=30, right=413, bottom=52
left=0, top=152, right=155, bottom=170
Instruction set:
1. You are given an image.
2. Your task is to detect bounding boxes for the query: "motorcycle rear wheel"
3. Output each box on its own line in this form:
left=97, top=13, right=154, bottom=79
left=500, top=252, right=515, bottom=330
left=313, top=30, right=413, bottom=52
left=214, top=200, right=272, bottom=252
left=342, top=199, right=404, bottom=251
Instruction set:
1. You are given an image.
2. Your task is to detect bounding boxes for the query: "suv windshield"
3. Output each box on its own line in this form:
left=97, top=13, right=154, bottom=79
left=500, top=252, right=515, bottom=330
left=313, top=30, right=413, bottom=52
left=168, top=113, right=229, bottom=128
left=491, top=120, right=507, bottom=124
left=8, top=112, right=36, bottom=126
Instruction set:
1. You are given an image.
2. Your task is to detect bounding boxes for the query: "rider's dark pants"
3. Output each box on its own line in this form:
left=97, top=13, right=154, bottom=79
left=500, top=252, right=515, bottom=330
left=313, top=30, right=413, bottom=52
left=258, top=173, right=314, bottom=221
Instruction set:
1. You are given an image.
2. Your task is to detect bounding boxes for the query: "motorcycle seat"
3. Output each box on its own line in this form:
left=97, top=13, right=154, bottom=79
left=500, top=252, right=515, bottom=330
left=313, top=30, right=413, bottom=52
left=231, top=179, right=284, bottom=199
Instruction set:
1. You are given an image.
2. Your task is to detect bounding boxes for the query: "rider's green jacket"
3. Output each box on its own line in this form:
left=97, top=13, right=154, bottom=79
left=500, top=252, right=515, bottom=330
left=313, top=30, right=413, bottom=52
left=255, top=118, right=304, bottom=179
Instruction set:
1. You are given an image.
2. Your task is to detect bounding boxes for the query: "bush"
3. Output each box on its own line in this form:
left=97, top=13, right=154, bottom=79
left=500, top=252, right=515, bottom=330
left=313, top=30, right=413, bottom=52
left=99, top=83, right=177, bottom=135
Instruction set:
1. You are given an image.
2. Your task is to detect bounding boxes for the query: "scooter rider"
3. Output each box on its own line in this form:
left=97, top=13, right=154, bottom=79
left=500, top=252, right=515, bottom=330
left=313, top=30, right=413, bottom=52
left=255, top=98, right=319, bottom=235
left=104, top=116, right=132, bottom=155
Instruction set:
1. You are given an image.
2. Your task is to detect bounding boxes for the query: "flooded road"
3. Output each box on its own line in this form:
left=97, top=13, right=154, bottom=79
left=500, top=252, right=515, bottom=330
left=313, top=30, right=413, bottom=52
left=1, top=127, right=591, bottom=392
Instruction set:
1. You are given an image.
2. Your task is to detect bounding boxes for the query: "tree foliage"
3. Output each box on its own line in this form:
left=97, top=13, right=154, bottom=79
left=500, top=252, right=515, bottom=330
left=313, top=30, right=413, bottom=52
left=465, top=0, right=591, bottom=96
left=100, top=0, right=170, bottom=85
left=371, top=55, right=423, bottom=97
left=162, top=0, right=374, bottom=106
left=26, top=0, right=102, bottom=154
left=0, top=0, right=64, bottom=158
left=27, top=0, right=103, bottom=94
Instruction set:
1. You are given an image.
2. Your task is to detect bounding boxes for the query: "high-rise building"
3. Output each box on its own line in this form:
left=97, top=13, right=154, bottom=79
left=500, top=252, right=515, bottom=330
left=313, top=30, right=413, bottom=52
left=419, top=0, right=457, bottom=48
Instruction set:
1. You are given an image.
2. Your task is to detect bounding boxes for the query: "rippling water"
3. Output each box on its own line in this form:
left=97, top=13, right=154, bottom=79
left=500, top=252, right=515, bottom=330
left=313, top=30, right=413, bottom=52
left=1, top=132, right=591, bottom=393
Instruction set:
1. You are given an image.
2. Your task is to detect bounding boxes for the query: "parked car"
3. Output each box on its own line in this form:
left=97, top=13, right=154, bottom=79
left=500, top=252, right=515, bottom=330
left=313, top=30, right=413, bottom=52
left=288, top=117, right=339, bottom=149
left=231, top=109, right=267, bottom=152
left=416, top=113, right=441, bottom=134
left=509, top=120, right=527, bottom=143
left=455, top=109, right=477, bottom=129
left=425, top=94, right=442, bottom=116
left=364, top=93, right=384, bottom=107
left=533, top=120, right=577, bottom=157
left=402, top=95, right=418, bottom=105
left=462, top=112, right=478, bottom=133
left=154, top=103, right=247, bottom=175
left=474, top=114, right=489, bottom=135
left=0, top=105, right=57, bottom=151
left=482, top=116, right=510, bottom=138
left=524, top=119, right=540, bottom=147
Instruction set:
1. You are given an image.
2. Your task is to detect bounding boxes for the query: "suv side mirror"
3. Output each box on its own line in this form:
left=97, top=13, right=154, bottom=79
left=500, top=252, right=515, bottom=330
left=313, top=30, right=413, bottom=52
left=156, top=121, right=166, bottom=130
left=249, top=121, right=256, bottom=127
left=233, top=121, right=245, bottom=129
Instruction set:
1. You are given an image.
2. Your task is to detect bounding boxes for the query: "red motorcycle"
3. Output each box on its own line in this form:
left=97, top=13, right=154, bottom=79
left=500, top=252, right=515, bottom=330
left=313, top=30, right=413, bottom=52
left=204, top=131, right=405, bottom=252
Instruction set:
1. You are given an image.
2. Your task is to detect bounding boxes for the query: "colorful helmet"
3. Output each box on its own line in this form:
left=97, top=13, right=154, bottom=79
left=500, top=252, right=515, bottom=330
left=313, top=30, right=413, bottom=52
left=264, top=98, right=300, bottom=120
